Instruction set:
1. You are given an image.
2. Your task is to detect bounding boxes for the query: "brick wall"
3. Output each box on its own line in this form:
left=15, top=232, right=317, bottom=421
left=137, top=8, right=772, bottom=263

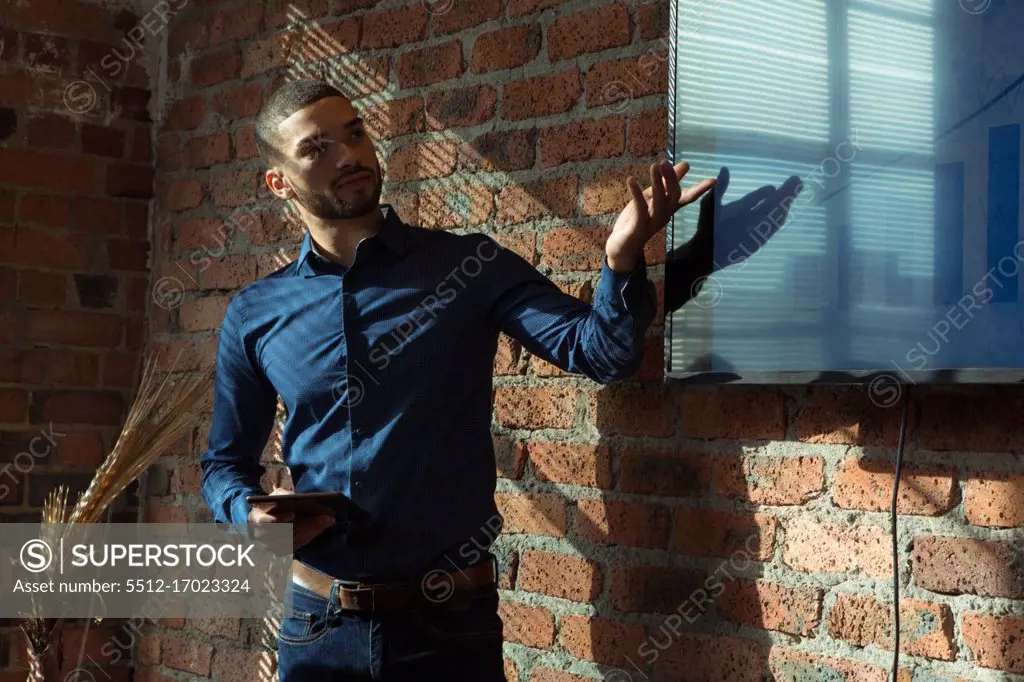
left=19, top=0, right=1017, bottom=681
left=0, top=0, right=156, bottom=678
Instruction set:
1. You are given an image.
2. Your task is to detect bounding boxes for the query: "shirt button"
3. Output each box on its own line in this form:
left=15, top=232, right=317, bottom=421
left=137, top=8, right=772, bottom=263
left=354, top=480, right=363, bottom=489
left=353, top=428, right=363, bottom=436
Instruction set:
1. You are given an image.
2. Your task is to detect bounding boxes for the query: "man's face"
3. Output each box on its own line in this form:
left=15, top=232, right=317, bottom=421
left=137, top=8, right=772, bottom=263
left=270, top=96, right=383, bottom=220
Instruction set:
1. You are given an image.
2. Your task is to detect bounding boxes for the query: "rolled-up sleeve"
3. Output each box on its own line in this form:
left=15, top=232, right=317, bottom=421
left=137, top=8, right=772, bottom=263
left=200, top=292, right=277, bottom=526
left=485, top=236, right=657, bottom=384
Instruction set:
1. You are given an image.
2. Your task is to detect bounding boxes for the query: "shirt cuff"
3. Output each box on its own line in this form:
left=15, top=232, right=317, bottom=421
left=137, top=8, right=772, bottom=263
left=598, top=253, right=655, bottom=320
left=230, top=490, right=255, bottom=527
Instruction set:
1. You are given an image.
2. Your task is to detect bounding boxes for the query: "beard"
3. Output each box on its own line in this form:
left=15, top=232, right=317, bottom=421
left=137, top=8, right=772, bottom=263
left=290, top=170, right=383, bottom=220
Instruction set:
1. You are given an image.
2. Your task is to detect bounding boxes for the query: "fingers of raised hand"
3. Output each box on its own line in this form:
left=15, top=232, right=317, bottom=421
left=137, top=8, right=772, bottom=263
left=650, top=162, right=667, bottom=218
left=627, top=176, right=649, bottom=223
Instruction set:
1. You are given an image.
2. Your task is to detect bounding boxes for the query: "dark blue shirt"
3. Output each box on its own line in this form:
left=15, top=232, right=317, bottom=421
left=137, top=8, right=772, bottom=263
left=200, top=204, right=657, bottom=580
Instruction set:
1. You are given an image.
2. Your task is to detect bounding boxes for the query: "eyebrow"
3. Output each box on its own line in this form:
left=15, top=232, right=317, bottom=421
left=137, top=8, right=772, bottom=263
left=295, top=117, right=364, bottom=152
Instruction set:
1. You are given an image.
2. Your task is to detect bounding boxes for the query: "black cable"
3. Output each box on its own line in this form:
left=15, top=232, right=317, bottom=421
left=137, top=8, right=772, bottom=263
left=891, top=385, right=911, bottom=680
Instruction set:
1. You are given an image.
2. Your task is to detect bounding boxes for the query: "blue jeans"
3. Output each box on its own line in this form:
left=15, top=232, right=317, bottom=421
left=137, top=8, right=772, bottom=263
left=277, top=579, right=506, bottom=681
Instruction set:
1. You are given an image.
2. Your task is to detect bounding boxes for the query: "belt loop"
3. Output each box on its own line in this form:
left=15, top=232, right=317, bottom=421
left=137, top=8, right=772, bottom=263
left=328, top=580, right=340, bottom=617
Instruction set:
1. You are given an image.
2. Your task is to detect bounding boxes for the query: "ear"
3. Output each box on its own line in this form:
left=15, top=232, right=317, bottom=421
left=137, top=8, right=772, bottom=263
left=264, top=168, right=294, bottom=200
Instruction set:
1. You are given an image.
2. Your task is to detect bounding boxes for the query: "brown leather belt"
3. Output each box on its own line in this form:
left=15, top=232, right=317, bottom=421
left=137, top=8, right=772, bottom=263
left=291, top=557, right=498, bottom=612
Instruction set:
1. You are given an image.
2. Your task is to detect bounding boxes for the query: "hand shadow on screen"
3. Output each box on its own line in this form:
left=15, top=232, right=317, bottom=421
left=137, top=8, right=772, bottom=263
left=664, top=167, right=804, bottom=314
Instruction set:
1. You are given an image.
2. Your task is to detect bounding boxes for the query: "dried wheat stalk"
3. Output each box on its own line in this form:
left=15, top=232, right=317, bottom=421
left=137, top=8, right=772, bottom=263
left=22, top=354, right=215, bottom=681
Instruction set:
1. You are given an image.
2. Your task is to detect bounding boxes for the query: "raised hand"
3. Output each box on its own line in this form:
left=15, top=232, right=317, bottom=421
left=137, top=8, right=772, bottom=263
left=605, top=160, right=717, bottom=273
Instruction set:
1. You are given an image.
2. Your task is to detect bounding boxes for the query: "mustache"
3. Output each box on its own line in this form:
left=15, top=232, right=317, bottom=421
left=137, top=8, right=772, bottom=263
left=334, top=169, right=373, bottom=185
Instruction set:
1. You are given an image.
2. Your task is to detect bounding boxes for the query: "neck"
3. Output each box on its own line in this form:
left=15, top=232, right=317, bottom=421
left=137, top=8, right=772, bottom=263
left=302, top=205, right=383, bottom=267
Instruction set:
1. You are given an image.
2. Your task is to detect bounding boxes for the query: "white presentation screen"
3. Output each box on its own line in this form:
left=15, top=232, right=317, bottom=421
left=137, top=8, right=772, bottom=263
left=666, top=0, right=1024, bottom=382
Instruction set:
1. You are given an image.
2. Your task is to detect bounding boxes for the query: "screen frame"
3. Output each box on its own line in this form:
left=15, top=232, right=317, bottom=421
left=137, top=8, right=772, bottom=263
left=662, top=0, right=1024, bottom=386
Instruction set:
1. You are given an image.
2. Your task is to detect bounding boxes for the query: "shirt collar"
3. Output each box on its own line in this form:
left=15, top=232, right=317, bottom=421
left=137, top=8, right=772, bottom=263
left=297, top=203, right=408, bottom=276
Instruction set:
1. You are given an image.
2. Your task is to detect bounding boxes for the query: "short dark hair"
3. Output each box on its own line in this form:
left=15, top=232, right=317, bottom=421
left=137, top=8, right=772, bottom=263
left=255, top=79, right=349, bottom=167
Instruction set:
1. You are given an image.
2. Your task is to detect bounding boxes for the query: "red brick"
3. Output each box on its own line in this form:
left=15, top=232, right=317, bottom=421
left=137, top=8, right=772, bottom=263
left=362, top=96, right=425, bottom=140
left=262, top=0, right=328, bottom=30
left=581, top=162, right=651, bottom=216
left=548, top=3, right=631, bottom=62
left=558, top=615, right=645, bottom=667
left=361, top=3, right=427, bottom=48
left=795, top=387, right=902, bottom=445
left=106, top=163, right=154, bottom=198
left=0, top=348, right=48, bottom=383
left=620, top=448, right=710, bottom=497
left=719, top=579, right=822, bottom=636
left=653, top=634, right=767, bottom=682
left=589, top=384, right=673, bottom=437
left=674, top=508, right=777, bottom=560
left=160, top=179, right=204, bottom=212
left=164, top=95, right=206, bottom=131
left=81, top=124, right=125, bottom=158
left=629, top=106, right=668, bottom=156
left=518, top=550, right=601, bottom=602
left=101, top=349, right=136, bottom=387
left=157, top=134, right=182, bottom=171
left=491, top=232, right=536, bottom=266
left=493, top=434, right=526, bottom=479
left=55, top=431, right=105, bottom=468
left=168, top=18, right=208, bottom=56
left=508, top=0, right=571, bottom=17
left=913, top=535, right=1024, bottom=598
left=717, top=455, right=825, bottom=505
left=185, top=131, right=231, bottom=168
left=783, top=518, right=891, bottom=579
left=916, top=391, right=1024, bottom=453
left=639, top=1, right=669, bottom=41
left=965, top=472, right=1024, bottom=527
left=833, top=459, right=956, bottom=515
left=768, top=647, right=897, bottom=682
left=0, top=149, right=97, bottom=193
left=495, top=492, right=566, bottom=536
left=213, top=84, right=263, bottom=122
left=527, top=441, right=611, bottom=488
left=493, top=385, right=578, bottom=430
left=201, top=255, right=257, bottom=290
left=962, top=612, right=1024, bottom=674
left=827, top=592, right=956, bottom=661
left=385, top=140, right=457, bottom=183
left=502, top=70, right=581, bottom=122
left=209, top=5, right=262, bottom=44
left=26, top=310, right=122, bottom=347
left=576, top=498, right=671, bottom=549
left=539, top=116, right=625, bottom=168
left=191, top=47, right=241, bottom=88
left=61, top=625, right=122, bottom=666
left=609, top=563, right=705, bottom=614
left=398, top=40, right=462, bottom=89
left=317, top=16, right=360, bottom=50
left=179, top=296, right=230, bottom=332
left=432, top=0, right=501, bottom=35
left=234, top=124, right=258, bottom=160
left=471, top=24, right=541, bottom=73
left=76, top=196, right=121, bottom=234
left=4, top=227, right=92, bottom=270
left=586, top=52, right=669, bottom=109
left=211, top=647, right=277, bottom=682
left=48, top=351, right=98, bottom=388
left=241, top=34, right=291, bottom=77
left=170, top=462, right=203, bottom=496
left=161, top=635, right=213, bottom=676
left=459, top=128, right=534, bottom=171
left=0, top=188, right=14, bottom=222
left=26, top=113, right=74, bottom=150
left=498, top=601, right=554, bottom=649
left=0, top=267, right=15, bottom=300
left=107, top=239, right=150, bottom=271
left=210, top=170, right=257, bottom=207
left=497, top=176, right=578, bottom=224
left=0, top=388, right=28, bottom=422
left=20, top=193, right=71, bottom=227
left=29, top=390, right=123, bottom=425
left=417, top=184, right=493, bottom=229
left=679, top=388, right=787, bottom=440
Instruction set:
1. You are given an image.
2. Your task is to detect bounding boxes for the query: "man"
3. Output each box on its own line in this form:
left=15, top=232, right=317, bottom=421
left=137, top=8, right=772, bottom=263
left=200, top=79, right=715, bottom=681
